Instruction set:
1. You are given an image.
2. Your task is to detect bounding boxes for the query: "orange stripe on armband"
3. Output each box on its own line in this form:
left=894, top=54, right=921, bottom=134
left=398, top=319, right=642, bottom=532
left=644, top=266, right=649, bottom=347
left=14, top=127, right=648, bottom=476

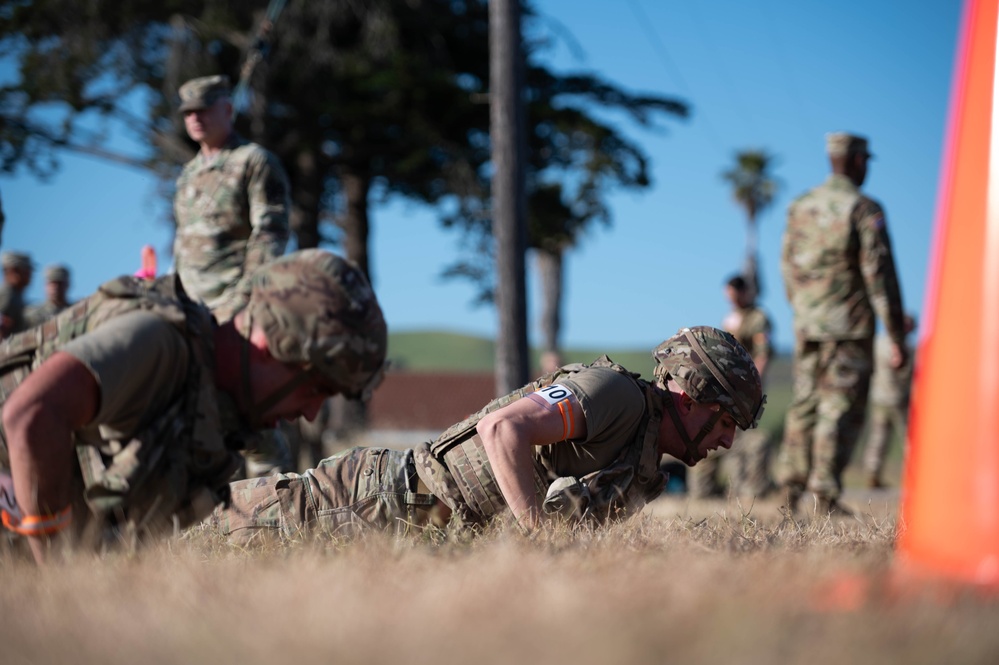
left=2, top=506, right=72, bottom=537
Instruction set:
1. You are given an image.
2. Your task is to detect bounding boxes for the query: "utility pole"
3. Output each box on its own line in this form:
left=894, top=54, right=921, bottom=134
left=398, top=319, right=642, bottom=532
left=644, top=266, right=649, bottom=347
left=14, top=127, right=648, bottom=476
left=490, top=0, right=530, bottom=395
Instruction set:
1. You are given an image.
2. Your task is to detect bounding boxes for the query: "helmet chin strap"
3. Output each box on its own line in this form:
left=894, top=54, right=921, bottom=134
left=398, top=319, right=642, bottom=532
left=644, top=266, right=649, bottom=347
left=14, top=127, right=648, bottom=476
left=239, top=314, right=315, bottom=428
left=662, top=388, right=722, bottom=465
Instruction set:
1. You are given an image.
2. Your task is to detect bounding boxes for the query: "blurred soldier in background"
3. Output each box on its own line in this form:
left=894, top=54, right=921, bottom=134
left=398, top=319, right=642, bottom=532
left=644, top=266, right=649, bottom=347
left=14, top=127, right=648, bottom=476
left=0, top=251, right=33, bottom=339
left=776, top=133, right=907, bottom=516
left=688, top=275, right=774, bottom=499
left=25, top=264, right=72, bottom=327
left=0, top=249, right=386, bottom=564
left=208, top=326, right=765, bottom=543
left=860, top=314, right=916, bottom=489
left=174, top=74, right=293, bottom=477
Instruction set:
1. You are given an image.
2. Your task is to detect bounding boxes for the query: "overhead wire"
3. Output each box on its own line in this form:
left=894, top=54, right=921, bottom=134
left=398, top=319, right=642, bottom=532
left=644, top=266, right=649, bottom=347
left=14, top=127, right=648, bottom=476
left=623, top=0, right=726, bottom=153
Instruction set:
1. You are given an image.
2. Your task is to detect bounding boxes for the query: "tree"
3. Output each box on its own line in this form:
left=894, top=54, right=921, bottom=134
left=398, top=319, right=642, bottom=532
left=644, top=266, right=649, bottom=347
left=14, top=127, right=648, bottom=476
left=0, top=0, right=687, bottom=378
left=720, top=149, right=779, bottom=299
left=444, top=60, right=689, bottom=364
left=0, top=0, right=492, bottom=276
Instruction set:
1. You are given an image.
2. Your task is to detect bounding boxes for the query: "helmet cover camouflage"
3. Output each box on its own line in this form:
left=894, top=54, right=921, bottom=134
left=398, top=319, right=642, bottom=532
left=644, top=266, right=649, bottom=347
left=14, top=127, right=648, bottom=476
left=243, top=249, right=388, bottom=400
left=652, top=326, right=766, bottom=429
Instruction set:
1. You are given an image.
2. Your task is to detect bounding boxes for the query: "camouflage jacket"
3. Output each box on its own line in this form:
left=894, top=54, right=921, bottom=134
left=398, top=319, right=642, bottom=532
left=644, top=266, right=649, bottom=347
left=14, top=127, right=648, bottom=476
left=781, top=174, right=906, bottom=344
left=724, top=305, right=772, bottom=366
left=173, top=133, right=290, bottom=321
left=0, top=284, right=27, bottom=338
left=24, top=299, right=71, bottom=328
left=413, top=357, right=667, bottom=528
left=870, top=334, right=914, bottom=407
left=0, top=274, right=240, bottom=541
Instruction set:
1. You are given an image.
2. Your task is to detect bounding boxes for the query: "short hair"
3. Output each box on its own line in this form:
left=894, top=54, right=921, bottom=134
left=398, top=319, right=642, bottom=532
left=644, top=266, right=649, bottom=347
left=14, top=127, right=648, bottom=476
left=726, top=275, right=748, bottom=291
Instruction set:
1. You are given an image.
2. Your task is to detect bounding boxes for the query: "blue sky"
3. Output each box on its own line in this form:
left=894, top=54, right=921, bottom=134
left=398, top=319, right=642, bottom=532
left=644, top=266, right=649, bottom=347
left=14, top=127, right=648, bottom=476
left=0, top=1, right=962, bottom=353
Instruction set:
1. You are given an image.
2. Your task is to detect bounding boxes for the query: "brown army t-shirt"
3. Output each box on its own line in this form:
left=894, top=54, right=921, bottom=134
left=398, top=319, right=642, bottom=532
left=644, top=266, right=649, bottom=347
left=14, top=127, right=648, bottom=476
left=62, top=311, right=190, bottom=446
left=540, top=367, right=646, bottom=478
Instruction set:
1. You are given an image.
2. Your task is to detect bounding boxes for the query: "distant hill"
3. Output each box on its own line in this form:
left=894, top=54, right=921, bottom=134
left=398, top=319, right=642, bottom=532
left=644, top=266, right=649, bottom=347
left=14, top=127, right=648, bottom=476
left=386, top=330, right=792, bottom=436
left=386, top=330, right=657, bottom=376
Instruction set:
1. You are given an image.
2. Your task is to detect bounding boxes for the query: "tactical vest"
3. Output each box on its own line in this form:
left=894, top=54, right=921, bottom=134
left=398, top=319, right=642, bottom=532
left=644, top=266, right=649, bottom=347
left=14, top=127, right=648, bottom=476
left=0, top=274, right=240, bottom=542
left=415, top=356, right=667, bottom=527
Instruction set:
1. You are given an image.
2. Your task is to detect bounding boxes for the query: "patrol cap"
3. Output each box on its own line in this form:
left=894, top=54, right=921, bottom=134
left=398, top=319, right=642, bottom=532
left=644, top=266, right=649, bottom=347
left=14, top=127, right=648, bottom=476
left=826, top=132, right=872, bottom=158
left=1, top=251, right=33, bottom=271
left=178, top=75, right=232, bottom=113
left=44, top=264, right=70, bottom=283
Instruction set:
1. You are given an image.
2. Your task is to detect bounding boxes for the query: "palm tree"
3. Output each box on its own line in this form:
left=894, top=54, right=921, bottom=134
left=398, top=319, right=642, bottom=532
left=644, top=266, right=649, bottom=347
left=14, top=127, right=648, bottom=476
left=721, top=150, right=779, bottom=299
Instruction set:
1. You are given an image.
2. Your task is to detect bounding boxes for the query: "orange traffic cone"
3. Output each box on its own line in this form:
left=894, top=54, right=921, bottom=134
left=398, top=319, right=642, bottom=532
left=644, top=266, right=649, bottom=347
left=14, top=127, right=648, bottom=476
left=896, top=0, right=999, bottom=589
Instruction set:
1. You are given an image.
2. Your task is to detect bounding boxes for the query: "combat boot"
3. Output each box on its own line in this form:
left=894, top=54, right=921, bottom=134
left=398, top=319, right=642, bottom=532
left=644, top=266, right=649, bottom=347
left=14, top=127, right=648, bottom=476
left=813, top=495, right=855, bottom=519
left=780, top=484, right=803, bottom=514
left=864, top=474, right=886, bottom=490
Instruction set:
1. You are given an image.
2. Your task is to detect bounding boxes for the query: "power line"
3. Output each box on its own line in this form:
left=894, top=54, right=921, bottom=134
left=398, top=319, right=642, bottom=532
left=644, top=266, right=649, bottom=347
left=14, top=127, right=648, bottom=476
left=623, top=0, right=725, bottom=152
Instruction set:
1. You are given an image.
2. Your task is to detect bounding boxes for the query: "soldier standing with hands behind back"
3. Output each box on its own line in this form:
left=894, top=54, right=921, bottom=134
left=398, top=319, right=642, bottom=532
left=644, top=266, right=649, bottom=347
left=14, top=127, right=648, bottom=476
left=174, top=75, right=293, bottom=477
left=776, top=133, right=907, bottom=516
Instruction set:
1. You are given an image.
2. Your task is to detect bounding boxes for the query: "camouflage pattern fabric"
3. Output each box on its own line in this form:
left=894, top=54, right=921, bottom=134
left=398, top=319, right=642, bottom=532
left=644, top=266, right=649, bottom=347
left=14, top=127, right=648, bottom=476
left=209, top=447, right=436, bottom=544
left=24, top=299, right=71, bottom=328
left=210, top=357, right=669, bottom=542
left=778, top=172, right=905, bottom=503
left=173, top=133, right=290, bottom=322
left=419, top=356, right=668, bottom=527
left=775, top=337, right=873, bottom=499
left=688, top=310, right=774, bottom=498
left=0, top=274, right=239, bottom=543
left=0, top=284, right=27, bottom=337
left=240, top=249, right=387, bottom=400
left=860, top=403, right=907, bottom=482
left=781, top=174, right=906, bottom=345
left=653, top=326, right=765, bottom=430
left=859, top=334, right=913, bottom=480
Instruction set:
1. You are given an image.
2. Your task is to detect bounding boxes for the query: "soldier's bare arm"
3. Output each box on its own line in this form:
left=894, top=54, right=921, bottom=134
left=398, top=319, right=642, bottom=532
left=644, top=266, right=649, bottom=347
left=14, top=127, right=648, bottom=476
left=476, top=391, right=587, bottom=530
left=2, top=352, right=99, bottom=563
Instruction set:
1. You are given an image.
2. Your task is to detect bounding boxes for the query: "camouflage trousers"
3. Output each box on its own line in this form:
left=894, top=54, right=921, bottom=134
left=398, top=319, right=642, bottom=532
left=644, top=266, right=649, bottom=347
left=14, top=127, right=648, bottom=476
left=861, top=402, right=909, bottom=479
left=687, top=428, right=774, bottom=499
left=207, top=447, right=438, bottom=545
left=775, top=337, right=873, bottom=499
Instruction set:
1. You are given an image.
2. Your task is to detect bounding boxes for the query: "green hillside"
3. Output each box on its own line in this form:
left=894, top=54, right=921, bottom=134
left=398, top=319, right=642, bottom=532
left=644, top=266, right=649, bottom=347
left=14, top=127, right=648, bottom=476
left=387, top=330, right=792, bottom=437
left=387, top=330, right=658, bottom=376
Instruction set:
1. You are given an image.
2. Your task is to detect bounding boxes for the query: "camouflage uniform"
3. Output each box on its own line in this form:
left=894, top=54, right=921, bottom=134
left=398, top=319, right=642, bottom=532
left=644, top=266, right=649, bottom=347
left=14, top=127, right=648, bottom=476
left=860, top=333, right=913, bottom=485
left=0, top=274, right=240, bottom=545
left=209, top=327, right=766, bottom=543
left=0, top=249, right=386, bottom=551
left=0, top=252, right=33, bottom=338
left=173, top=132, right=290, bottom=321
left=776, top=135, right=906, bottom=506
left=688, top=306, right=774, bottom=498
left=24, top=264, right=72, bottom=327
left=174, top=76, right=292, bottom=475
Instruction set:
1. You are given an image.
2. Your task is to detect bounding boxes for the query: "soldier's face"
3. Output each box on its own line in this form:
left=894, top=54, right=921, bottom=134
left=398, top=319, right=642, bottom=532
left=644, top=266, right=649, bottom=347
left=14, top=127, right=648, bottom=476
left=253, top=364, right=331, bottom=427
left=46, top=280, right=68, bottom=303
left=665, top=399, right=737, bottom=465
left=183, top=99, right=233, bottom=147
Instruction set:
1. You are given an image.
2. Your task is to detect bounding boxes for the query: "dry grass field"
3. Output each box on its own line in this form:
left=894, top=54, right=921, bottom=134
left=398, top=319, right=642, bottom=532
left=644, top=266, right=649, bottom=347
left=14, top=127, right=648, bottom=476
left=2, top=492, right=998, bottom=665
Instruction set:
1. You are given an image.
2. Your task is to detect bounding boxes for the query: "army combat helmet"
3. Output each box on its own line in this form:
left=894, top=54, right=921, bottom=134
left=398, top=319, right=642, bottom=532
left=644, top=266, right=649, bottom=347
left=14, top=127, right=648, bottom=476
left=653, top=326, right=766, bottom=463
left=236, top=249, right=388, bottom=422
